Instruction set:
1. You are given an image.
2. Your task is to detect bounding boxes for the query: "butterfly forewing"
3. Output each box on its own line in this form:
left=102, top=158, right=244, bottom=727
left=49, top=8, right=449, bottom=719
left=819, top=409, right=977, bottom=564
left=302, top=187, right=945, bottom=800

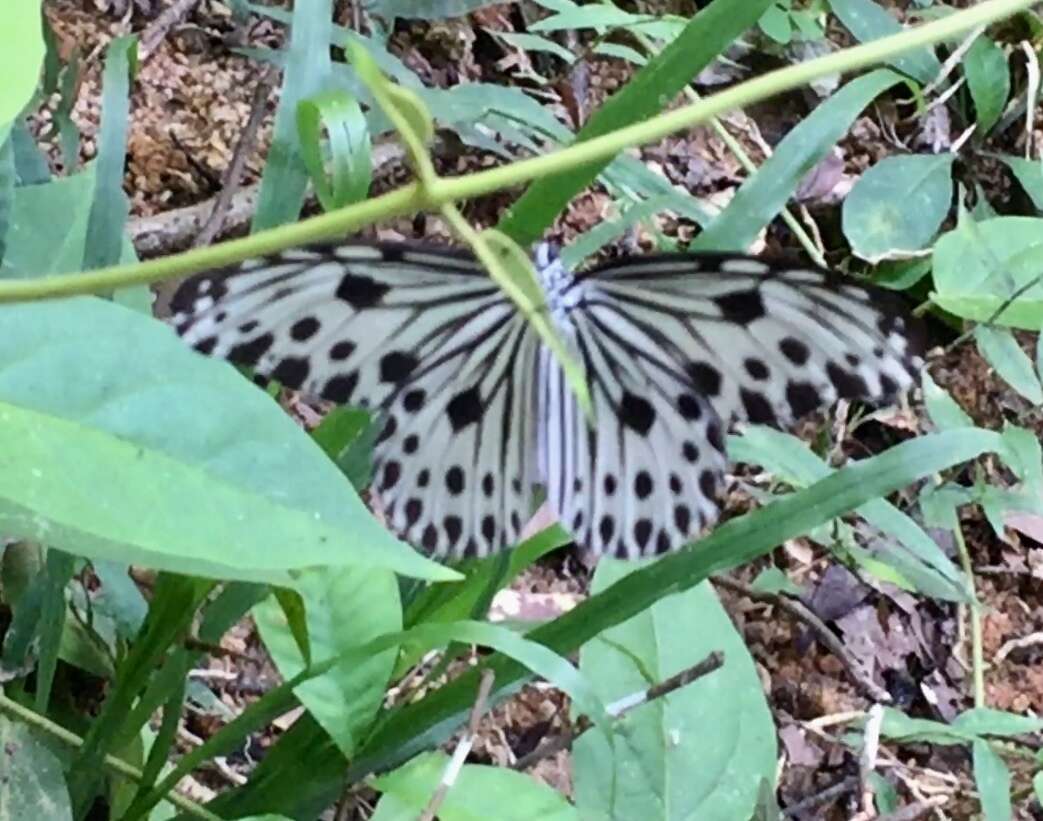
left=171, top=242, right=923, bottom=562
left=569, top=254, right=921, bottom=431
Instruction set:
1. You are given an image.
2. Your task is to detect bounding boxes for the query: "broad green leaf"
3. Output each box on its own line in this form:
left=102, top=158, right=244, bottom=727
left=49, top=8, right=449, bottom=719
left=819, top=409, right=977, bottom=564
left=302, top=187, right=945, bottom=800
left=254, top=565, right=400, bottom=757
left=372, top=752, right=578, bottom=820
left=843, top=154, right=953, bottom=261
left=749, top=566, right=801, bottom=596
left=0, top=1, right=44, bottom=129
left=0, top=716, right=72, bottom=821
left=0, top=297, right=457, bottom=582
left=932, top=216, right=1043, bottom=328
left=975, top=326, right=1043, bottom=404
left=964, top=36, right=1009, bottom=135
left=574, top=566, right=775, bottom=820
left=829, top=0, right=940, bottom=83
left=694, top=69, right=904, bottom=252
left=973, top=739, right=1012, bottom=821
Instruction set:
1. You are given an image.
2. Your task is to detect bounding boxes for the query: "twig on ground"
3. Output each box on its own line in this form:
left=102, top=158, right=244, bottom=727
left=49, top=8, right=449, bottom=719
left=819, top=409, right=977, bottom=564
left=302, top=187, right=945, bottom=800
left=712, top=574, right=893, bottom=704
left=782, top=775, right=858, bottom=817
left=512, top=651, right=725, bottom=772
left=419, top=669, right=495, bottom=821
left=876, top=796, right=949, bottom=821
left=194, top=69, right=278, bottom=249
left=140, top=0, right=204, bottom=58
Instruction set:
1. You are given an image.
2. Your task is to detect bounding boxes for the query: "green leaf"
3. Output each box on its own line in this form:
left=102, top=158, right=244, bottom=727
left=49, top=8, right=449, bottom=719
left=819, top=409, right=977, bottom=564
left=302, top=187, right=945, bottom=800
left=4, top=167, right=138, bottom=278
left=998, top=154, right=1043, bottom=212
left=975, top=326, right=1043, bottom=404
left=932, top=216, right=1043, bottom=328
left=0, top=0, right=44, bottom=130
left=254, top=565, right=400, bottom=757
left=842, top=154, right=954, bottom=261
left=964, top=36, right=1009, bottom=135
left=879, top=707, right=977, bottom=745
left=760, top=3, right=793, bottom=44
left=749, top=566, right=801, bottom=596
left=296, top=90, right=372, bottom=211
left=973, top=739, right=1013, bottom=821
left=1033, top=771, right=1043, bottom=807
left=922, top=373, right=975, bottom=430
left=0, top=297, right=457, bottom=583
left=311, top=406, right=378, bottom=491
left=83, top=35, right=136, bottom=273
left=829, top=0, right=940, bottom=83
left=372, top=752, right=579, bottom=820
left=498, top=0, right=774, bottom=247
left=574, top=568, right=775, bottom=820
left=252, top=0, right=332, bottom=230
left=352, top=430, right=999, bottom=779
left=0, top=135, right=14, bottom=263
left=0, top=715, right=73, bottom=821
left=695, top=69, right=905, bottom=252
left=730, top=426, right=967, bottom=598
left=369, top=0, right=522, bottom=20
left=953, top=708, right=1043, bottom=738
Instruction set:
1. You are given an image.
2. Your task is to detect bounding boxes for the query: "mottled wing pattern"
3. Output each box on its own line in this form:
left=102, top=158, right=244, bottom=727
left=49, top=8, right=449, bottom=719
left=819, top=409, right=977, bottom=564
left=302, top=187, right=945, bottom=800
left=537, top=253, right=923, bottom=559
left=171, top=243, right=539, bottom=559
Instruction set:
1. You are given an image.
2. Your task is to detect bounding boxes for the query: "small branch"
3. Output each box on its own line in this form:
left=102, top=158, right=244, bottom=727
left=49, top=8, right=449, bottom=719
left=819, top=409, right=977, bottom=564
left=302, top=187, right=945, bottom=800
left=512, top=651, right=724, bottom=772
left=419, top=669, right=495, bottom=821
left=712, top=574, right=893, bottom=704
left=782, top=775, right=858, bottom=817
left=139, top=0, right=203, bottom=59
left=877, top=796, right=949, bottom=821
left=194, top=70, right=277, bottom=249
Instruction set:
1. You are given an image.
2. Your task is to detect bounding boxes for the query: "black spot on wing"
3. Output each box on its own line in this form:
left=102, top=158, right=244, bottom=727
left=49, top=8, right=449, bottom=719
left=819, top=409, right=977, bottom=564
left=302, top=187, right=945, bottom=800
left=330, top=340, right=355, bottom=361
left=619, top=392, right=655, bottom=435
left=380, top=351, right=419, bottom=383
left=229, top=333, right=274, bottom=365
left=715, top=289, right=765, bottom=324
left=322, top=372, right=358, bottom=403
left=687, top=361, right=721, bottom=397
left=336, top=272, right=390, bottom=309
left=779, top=337, right=809, bottom=366
left=272, top=356, right=309, bottom=388
left=290, top=317, right=320, bottom=341
left=826, top=362, right=869, bottom=397
left=447, top=387, right=483, bottom=431
left=786, top=382, right=821, bottom=417
left=740, top=388, right=776, bottom=425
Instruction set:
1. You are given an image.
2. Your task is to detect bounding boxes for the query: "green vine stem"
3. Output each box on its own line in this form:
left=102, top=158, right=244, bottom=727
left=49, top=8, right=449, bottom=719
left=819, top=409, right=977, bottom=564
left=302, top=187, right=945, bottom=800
left=0, top=0, right=1031, bottom=305
left=0, top=689, right=222, bottom=821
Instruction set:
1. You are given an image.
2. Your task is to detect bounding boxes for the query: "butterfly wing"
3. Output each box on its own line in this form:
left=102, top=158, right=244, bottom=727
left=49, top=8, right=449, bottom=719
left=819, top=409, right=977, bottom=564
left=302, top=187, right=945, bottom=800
left=540, top=253, right=923, bottom=559
left=171, top=243, right=540, bottom=559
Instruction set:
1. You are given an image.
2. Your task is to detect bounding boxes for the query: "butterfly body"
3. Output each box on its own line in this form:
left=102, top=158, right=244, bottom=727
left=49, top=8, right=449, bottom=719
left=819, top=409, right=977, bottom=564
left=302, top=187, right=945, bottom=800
left=172, top=242, right=922, bottom=561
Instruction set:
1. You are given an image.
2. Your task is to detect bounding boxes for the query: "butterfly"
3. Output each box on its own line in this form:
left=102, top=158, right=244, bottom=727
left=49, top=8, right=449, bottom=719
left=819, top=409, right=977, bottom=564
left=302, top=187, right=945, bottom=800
left=170, top=242, right=923, bottom=561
